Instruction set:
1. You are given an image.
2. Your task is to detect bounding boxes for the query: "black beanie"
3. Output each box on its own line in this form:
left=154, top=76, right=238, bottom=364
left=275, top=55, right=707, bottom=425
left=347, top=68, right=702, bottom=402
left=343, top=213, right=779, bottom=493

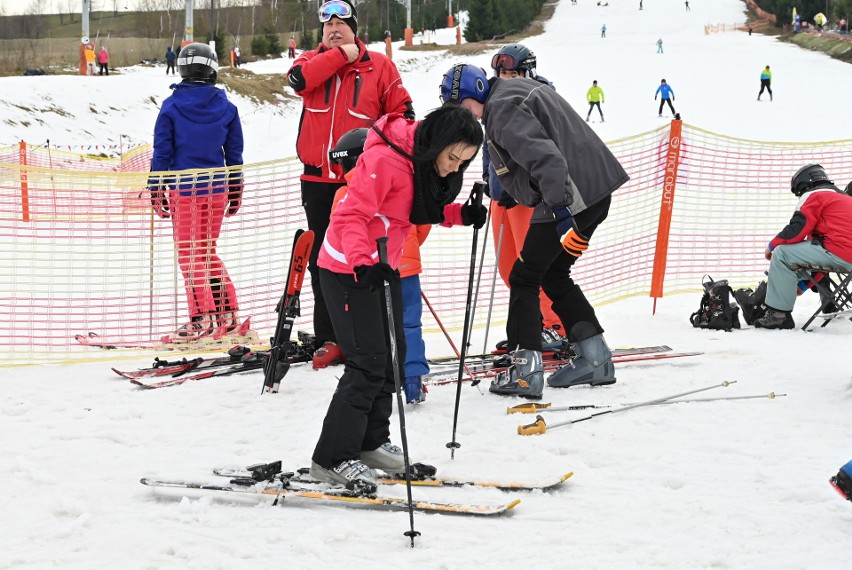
left=326, top=1, right=358, bottom=35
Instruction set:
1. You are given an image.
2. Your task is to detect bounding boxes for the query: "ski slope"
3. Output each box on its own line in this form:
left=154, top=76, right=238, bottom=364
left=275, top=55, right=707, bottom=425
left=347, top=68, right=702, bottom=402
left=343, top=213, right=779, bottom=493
left=2, top=1, right=852, bottom=567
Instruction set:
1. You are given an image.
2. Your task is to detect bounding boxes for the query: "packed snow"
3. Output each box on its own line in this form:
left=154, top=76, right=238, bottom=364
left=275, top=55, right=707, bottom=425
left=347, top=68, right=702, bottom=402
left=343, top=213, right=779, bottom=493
left=2, top=1, right=852, bottom=567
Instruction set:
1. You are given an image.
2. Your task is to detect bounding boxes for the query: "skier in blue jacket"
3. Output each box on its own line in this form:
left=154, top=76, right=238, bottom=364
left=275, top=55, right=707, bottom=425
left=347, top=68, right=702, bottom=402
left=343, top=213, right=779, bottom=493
left=655, top=78, right=676, bottom=117
left=149, top=42, right=245, bottom=341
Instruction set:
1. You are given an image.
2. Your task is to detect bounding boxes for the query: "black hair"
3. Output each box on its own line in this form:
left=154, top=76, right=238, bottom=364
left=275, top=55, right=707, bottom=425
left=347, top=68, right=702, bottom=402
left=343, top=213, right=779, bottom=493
left=412, top=104, right=483, bottom=167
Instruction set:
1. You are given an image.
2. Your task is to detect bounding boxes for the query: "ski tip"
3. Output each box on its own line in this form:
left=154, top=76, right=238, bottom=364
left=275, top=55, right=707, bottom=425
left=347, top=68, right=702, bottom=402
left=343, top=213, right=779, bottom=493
left=560, top=471, right=575, bottom=483
left=506, top=499, right=522, bottom=510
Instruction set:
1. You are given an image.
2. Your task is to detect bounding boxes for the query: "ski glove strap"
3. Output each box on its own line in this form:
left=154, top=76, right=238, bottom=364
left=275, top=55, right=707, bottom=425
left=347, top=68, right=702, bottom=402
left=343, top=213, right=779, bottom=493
left=355, top=262, right=397, bottom=291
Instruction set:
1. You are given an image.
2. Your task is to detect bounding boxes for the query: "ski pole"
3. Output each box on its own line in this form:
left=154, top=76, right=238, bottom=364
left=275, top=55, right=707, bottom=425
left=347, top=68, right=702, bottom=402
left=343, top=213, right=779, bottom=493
left=376, top=237, right=419, bottom=547
left=421, top=291, right=479, bottom=386
left=447, top=181, right=486, bottom=459
left=509, top=391, right=783, bottom=414
left=518, top=381, right=736, bottom=435
left=481, top=215, right=505, bottom=357
left=466, top=201, right=491, bottom=340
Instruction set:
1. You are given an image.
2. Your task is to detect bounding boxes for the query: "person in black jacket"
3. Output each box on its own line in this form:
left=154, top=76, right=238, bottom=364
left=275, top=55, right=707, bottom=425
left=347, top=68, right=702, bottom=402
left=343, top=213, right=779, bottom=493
left=439, top=63, right=630, bottom=398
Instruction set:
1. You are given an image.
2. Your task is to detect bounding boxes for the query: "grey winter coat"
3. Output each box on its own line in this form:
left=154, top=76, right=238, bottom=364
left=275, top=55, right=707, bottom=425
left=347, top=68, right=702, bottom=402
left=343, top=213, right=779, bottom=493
left=483, top=77, right=629, bottom=223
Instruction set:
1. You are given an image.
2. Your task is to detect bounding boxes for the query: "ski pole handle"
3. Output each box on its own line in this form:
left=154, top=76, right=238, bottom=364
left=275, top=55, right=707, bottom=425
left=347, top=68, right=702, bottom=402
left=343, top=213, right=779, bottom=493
left=507, top=402, right=553, bottom=414
left=472, top=180, right=486, bottom=209
left=377, top=236, right=389, bottom=265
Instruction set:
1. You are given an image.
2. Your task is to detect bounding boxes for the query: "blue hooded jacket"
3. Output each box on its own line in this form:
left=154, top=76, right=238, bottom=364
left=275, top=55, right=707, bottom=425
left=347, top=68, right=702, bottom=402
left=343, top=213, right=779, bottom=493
left=655, top=83, right=674, bottom=100
left=152, top=82, right=244, bottom=195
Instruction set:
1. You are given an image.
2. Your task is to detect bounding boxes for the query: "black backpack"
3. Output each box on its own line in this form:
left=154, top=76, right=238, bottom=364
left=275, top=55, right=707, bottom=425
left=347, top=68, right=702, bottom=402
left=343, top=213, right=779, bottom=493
left=690, top=276, right=741, bottom=331
left=733, top=281, right=767, bottom=325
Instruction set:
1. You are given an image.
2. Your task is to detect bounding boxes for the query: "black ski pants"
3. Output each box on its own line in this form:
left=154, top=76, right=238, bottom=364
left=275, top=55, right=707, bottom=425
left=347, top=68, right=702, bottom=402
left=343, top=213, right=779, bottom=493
left=506, top=195, right=611, bottom=350
left=658, top=98, right=676, bottom=115
left=312, top=268, right=406, bottom=468
left=587, top=101, right=603, bottom=119
left=758, top=79, right=772, bottom=98
left=301, top=179, right=345, bottom=346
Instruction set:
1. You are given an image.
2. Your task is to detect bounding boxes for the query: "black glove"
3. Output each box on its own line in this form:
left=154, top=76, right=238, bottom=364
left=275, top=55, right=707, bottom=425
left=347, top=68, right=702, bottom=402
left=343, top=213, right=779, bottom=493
left=460, top=187, right=488, bottom=229
left=227, top=174, right=243, bottom=216
left=498, top=192, right=518, bottom=210
left=481, top=179, right=491, bottom=198
left=147, top=175, right=169, bottom=218
left=355, top=262, right=397, bottom=291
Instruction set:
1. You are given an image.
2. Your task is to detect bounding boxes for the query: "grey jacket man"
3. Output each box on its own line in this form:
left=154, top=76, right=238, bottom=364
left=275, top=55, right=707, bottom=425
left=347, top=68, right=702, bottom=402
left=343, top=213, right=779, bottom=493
left=482, top=77, right=629, bottom=223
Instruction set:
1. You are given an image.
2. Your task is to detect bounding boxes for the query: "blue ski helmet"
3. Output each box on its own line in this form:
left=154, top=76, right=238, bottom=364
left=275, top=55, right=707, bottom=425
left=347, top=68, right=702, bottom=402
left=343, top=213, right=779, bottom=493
left=439, top=64, right=490, bottom=105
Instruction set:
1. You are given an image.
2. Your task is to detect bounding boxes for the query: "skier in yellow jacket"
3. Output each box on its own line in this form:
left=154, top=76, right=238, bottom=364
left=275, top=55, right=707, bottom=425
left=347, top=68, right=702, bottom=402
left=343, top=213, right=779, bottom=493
left=586, top=80, right=605, bottom=122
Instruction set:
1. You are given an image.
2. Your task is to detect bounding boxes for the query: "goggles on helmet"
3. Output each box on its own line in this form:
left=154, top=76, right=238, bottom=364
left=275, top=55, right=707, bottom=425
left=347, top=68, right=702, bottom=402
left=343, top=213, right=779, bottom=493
left=318, top=0, right=354, bottom=23
left=491, top=53, right=519, bottom=71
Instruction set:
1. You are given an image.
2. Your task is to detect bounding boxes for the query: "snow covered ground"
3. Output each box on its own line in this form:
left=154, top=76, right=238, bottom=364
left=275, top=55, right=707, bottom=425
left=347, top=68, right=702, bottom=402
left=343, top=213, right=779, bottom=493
left=2, top=0, right=852, bottom=567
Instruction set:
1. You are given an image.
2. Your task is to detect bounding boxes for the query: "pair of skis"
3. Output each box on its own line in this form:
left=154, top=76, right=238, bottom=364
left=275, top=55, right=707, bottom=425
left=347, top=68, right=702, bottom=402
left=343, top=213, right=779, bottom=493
left=140, top=460, right=573, bottom=516
left=424, top=345, right=703, bottom=386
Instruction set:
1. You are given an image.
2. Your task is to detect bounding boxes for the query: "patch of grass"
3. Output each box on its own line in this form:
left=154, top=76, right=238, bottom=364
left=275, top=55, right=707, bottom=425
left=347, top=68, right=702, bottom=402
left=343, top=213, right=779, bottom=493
left=218, top=67, right=294, bottom=105
left=780, top=33, right=852, bottom=64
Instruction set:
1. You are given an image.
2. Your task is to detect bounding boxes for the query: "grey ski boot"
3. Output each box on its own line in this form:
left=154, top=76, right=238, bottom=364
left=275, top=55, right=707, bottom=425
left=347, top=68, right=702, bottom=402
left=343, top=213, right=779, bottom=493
left=489, top=349, right=544, bottom=400
left=548, top=334, right=616, bottom=387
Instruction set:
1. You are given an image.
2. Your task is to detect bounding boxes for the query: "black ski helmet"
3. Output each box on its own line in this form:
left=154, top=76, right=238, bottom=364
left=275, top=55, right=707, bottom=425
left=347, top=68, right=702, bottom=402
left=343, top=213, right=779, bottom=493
left=178, top=42, right=219, bottom=84
left=491, top=43, right=538, bottom=79
left=329, top=128, right=369, bottom=173
left=790, top=163, right=833, bottom=196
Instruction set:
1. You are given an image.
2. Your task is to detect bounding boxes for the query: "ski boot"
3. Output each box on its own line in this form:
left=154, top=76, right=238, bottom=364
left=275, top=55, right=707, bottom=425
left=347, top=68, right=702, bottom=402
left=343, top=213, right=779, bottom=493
left=361, top=442, right=406, bottom=473
left=172, top=314, right=214, bottom=342
left=309, top=458, right=377, bottom=495
left=548, top=334, right=616, bottom=388
left=489, top=349, right=544, bottom=400
left=830, top=460, right=852, bottom=501
left=312, top=341, right=345, bottom=369
left=753, top=307, right=795, bottom=330
left=496, top=329, right=564, bottom=353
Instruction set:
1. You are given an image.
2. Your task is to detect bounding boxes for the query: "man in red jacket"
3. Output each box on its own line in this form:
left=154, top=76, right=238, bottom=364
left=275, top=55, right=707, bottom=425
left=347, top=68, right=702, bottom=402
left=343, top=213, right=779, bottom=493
left=756, top=164, right=852, bottom=329
left=287, top=0, right=414, bottom=369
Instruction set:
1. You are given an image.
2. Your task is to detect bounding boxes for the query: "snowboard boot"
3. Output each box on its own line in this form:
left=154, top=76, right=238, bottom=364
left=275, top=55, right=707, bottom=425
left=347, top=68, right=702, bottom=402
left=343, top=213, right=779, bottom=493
left=753, top=307, right=795, bottom=329
left=173, top=314, right=214, bottom=342
left=733, top=281, right=767, bottom=325
left=548, top=334, right=616, bottom=388
left=312, top=341, right=345, bottom=369
left=403, top=376, right=426, bottom=404
left=361, top=442, right=406, bottom=473
left=309, top=459, right=377, bottom=495
left=489, top=349, right=544, bottom=400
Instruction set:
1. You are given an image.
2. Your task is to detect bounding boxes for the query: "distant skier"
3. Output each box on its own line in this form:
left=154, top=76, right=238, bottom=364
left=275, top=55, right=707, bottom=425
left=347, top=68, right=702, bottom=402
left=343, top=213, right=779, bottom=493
left=639, top=0, right=643, bottom=9
left=165, top=46, right=176, bottom=75
left=655, top=78, right=676, bottom=117
left=758, top=65, right=773, bottom=101
left=601, top=24, right=607, bottom=38
left=656, top=37, right=664, bottom=53
left=685, top=1, right=691, bottom=10
left=586, top=80, right=605, bottom=122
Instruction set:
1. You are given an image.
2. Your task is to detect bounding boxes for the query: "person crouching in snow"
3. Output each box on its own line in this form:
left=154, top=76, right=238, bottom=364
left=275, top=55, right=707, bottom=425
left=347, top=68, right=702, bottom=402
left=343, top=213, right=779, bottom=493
left=310, top=105, right=486, bottom=488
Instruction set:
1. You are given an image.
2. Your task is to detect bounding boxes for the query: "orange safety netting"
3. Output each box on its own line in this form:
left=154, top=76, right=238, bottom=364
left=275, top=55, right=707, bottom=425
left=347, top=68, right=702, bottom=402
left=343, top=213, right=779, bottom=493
left=2, top=124, right=851, bottom=365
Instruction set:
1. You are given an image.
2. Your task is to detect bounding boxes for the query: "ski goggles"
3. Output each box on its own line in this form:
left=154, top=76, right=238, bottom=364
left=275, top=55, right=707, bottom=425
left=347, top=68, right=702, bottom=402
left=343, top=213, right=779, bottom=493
left=491, top=53, right=520, bottom=71
left=318, top=1, right=355, bottom=23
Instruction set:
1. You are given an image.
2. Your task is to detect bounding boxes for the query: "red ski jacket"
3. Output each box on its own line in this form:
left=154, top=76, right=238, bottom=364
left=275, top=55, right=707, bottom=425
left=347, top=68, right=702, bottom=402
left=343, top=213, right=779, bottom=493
left=287, top=39, right=413, bottom=183
left=769, top=188, right=852, bottom=263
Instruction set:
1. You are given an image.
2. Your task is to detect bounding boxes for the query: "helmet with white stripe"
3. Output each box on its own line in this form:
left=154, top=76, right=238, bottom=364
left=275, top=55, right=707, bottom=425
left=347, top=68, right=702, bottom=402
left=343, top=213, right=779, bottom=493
left=178, top=43, right=218, bottom=84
